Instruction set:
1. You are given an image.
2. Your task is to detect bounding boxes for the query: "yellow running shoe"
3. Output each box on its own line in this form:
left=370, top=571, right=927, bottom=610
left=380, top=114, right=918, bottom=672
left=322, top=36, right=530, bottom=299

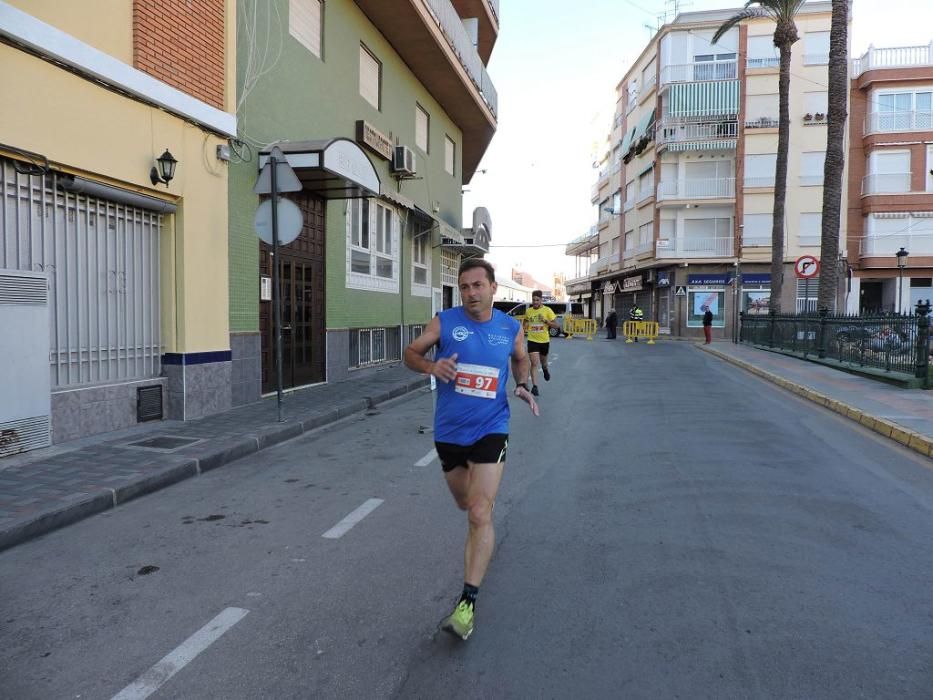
left=442, top=600, right=474, bottom=640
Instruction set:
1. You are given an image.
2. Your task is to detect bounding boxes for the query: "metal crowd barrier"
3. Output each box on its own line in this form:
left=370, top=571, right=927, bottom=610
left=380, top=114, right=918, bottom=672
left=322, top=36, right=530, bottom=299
left=623, top=320, right=659, bottom=344
left=565, top=318, right=597, bottom=340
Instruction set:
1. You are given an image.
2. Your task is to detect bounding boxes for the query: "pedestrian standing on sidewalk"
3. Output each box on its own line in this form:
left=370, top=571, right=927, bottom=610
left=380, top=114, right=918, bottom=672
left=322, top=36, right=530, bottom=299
left=524, top=291, right=558, bottom=396
left=702, top=305, right=713, bottom=344
left=605, top=308, right=618, bottom=339
left=404, top=258, right=539, bottom=641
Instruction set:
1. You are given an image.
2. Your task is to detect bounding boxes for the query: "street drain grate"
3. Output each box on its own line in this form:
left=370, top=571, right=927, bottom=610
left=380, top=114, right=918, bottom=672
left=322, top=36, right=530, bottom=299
left=124, top=436, right=203, bottom=452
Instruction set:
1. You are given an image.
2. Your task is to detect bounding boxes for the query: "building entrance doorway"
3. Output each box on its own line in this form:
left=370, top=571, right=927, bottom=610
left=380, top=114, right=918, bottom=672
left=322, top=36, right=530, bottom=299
left=859, top=281, right=883, bottom=314
left=260, top=193, right=326, bottom=393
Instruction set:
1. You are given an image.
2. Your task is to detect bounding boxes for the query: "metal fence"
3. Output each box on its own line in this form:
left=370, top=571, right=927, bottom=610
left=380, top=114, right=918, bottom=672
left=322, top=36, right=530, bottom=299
left=740, top=309, right=932, bottom=378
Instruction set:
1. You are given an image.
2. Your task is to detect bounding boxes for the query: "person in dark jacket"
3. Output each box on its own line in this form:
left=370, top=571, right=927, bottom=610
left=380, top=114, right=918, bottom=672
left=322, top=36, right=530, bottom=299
left=605, top=309, right=617, bottom=339
left=702, top=305, right=713, bottom=344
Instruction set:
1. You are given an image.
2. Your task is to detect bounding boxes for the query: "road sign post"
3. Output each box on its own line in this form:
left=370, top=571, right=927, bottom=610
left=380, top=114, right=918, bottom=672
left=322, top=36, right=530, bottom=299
left=254, top=147, right=302, bottom=423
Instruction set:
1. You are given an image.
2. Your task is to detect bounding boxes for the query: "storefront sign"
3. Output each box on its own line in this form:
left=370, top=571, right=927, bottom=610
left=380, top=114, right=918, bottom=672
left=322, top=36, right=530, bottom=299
left=603, top=280, right=618, bottom=294
left=741, top=273, right=771, bottom=285
left=623, top=275, right=643, bottom=291
left=657, top=270, right=671, bottom=287
left=356, top=120, right=393, bottom=160
left=688, top=274, right=730, bottom=285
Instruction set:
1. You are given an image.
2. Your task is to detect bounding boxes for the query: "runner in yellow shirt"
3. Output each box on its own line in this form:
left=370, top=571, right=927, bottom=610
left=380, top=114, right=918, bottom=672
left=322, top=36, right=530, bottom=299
left=524, top=290, right=558, bottom=396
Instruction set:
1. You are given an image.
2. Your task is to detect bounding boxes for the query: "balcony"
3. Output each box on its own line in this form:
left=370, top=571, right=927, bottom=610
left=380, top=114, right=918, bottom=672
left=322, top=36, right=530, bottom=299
left=864, top=111, right=933, bottom=135
left=660, top=60, right=737, bottom=87
left=853, top=43, right=933, bottom=77
left=656, top=119, right=737, bottom=151
left=860, top=233, right=933, bottom=257
left=861, top=173, right=912, bottom=196
left=449, top=0, right=499, bottom=61
left=353, top=0, right=497, bottom=178
left=590, top=255, right=613, bottom=275
left=565, top=226, right=599, bottom=256
left=656, top=236, right=734, bottom=258
left=657, top=177, right=735, bottom=202
left=744, top=175, right=775, bottom=188
left=747, top=57, right=779, bottom=69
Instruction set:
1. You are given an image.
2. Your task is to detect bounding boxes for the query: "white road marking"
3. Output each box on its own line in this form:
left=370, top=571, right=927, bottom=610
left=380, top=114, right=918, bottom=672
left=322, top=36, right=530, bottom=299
left=415, top=448, right=437, bottom=467
left=322, top=498, right=384, bottom=539
left=110, top=607, right=249, bottom=700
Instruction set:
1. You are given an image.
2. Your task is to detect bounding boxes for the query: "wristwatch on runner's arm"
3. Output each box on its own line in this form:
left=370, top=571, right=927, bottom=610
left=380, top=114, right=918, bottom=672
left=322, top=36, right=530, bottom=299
left=514, top=382, right=529, bottom=395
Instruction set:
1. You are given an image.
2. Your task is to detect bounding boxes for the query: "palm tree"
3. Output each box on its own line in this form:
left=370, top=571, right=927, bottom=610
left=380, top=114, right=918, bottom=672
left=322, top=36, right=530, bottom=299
left=816, top=0, right=848, bottom=313
left=715, top=1, right=806, bottom=314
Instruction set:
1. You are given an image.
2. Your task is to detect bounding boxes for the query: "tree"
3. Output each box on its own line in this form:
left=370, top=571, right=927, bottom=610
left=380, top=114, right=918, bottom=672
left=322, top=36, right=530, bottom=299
left=816, top=0, right=848, bottom=313
left=715, top=0, right=806, bottom=313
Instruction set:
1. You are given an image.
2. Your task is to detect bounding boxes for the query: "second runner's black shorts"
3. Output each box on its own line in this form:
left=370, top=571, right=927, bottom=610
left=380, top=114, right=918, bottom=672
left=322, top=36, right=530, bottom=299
left=435, top=434, right=509, bottom=472
left=526, top=340, right=550, bottom=356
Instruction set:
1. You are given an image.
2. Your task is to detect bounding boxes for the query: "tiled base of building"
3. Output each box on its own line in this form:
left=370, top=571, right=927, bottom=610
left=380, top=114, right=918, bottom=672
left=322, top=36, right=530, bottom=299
left=162, top=359, right=233, bottom=420
left=231, top=333, right=261, bottom=406
left=51, top=378, right=169, bottom=444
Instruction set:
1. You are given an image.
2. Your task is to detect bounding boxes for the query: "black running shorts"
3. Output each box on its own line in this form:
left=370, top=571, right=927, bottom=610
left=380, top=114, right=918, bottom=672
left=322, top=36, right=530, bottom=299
left=526, top=340, right=550, bottom=356
left=435, top=434, right=509, bottom=472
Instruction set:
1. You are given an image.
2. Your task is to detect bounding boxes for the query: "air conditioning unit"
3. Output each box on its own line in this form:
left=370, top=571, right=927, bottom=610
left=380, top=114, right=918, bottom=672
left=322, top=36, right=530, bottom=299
left=392, top=146, right=416, bottom=176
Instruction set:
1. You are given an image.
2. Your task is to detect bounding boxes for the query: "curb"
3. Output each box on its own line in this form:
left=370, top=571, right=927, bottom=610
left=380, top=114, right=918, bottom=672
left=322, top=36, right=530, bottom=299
left=0, top=376, right=431, bottom=553
left=699, top=346, right=933, bottom=460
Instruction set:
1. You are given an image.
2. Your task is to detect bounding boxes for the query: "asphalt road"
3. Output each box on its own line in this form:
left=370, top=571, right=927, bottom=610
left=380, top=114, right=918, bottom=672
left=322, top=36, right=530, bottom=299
left=2, top=339, right=933, bottom=699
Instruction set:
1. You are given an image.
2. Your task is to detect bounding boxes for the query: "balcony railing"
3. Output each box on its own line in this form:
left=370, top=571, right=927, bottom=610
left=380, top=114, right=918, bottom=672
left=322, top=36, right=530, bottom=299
left=590, top=255, right=612, bottom=275
left=803, top=53, right=829, bottom=66
left=865, top=111, right=933, bottom=134
left=747, top=57, right=779, bottom=69
left=424, top=0, right=498, bottom=116
left=660, top=60, right=737, bottom=86
left=656, top=236, right=733, bottom=258
left=745, top=116, right=779, bottom=129
left=488, top=0, right=500, bottom=22
left=860, top=232, right=933, bottom=256
left=565, top=226, right=599, bottom=256
left=643, top=73, right=657, bottom=95
left=657, top=177, right=735, bottom=201
left=861, top=173, right=912, bottom=195
left=637, top=186, right=654, bottom=203
left=853, top=43, right=933, bottom=77
left=656, top=119, right=738, bottom=146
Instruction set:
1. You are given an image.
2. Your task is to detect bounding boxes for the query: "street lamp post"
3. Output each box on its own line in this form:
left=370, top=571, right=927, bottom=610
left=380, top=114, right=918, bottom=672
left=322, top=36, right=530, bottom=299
left=896, top=247, right=909, bottom=314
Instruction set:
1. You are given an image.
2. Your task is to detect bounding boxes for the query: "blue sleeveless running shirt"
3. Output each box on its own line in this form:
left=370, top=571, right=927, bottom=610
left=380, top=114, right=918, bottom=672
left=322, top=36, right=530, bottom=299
left=434, top=307, right=522, bottom=445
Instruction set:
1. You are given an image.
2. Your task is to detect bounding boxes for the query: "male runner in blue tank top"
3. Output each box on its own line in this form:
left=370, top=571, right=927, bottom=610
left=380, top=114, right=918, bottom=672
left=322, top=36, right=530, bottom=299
left=404, top=258, right=539, bottom=640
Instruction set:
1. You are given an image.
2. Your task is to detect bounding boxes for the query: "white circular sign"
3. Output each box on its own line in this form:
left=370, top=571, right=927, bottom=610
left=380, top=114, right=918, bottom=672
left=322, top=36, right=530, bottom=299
left=794, top=254, right=820, bottom=279
left=254, top=198, right=303, bottom=246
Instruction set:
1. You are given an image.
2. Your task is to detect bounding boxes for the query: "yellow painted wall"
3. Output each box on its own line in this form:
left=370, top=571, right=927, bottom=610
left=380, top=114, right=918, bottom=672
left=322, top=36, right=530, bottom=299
left=5, top=0, right=133, bottom=63
left=0, top=42, right=231, bottom=353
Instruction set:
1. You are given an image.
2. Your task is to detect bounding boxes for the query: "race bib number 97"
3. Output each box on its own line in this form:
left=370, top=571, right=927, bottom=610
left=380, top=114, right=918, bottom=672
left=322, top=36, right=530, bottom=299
left=454, top=363, right=500, bottom=399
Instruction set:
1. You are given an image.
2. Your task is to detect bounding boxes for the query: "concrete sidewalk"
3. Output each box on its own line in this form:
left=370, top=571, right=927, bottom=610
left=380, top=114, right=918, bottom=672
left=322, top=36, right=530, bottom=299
left=0, top=366, right=429, bottom=552
left=700, top=342, right=933, bottom=459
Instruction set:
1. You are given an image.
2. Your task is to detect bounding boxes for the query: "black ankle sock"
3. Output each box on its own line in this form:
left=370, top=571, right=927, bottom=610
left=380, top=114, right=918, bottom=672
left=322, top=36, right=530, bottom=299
left=459, top=583, right=479, bottom=607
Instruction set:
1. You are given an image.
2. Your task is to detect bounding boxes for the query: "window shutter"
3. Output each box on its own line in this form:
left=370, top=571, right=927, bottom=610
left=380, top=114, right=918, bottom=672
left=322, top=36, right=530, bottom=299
left=360, top=46, right=380, bottom=109
left=289, top=0, right=322, bottom=58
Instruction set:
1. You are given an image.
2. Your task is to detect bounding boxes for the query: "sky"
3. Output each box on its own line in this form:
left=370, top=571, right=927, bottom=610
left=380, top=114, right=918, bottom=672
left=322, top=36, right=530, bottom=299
left=463, top=0, right=933, bottom=288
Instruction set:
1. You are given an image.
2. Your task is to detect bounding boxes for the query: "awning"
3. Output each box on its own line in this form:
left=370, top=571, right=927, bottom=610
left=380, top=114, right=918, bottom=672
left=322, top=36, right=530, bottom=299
left=668, top=80, right=739, bottom=118
left=441, top=207, right=491, bottom=255
left=258, top=138, right=379, bottom=199
left=381, top=188, right=414, bottom=210
left=632, top=108, right=656, bottom=146
left=620, top=126, right=635, bottom=156
left=666, top=139, right=737, bottom=152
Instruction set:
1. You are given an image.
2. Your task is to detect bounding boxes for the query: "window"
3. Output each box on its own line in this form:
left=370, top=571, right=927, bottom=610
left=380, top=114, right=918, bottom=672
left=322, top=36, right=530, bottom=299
left=416, top=105, right=430, bottom=153
left=412, top=232, right=430, bottom=294
left=796, top=278, right=819, bottom=313
left=745, top=94, right=779, bottom=127
left=746, top=35, right=778, bottom=68
left=624, top=230, right=634, bottom=251
left=687, top=291, right=725, bottom=327
left=444, top=136, right=455, bottom=175
left=642, top=58, right=657, bottom=92
left=624, top=181, right=635, bottom=210
left=804, top=92, right=828, bottom=117
left=865, top=150, right=911, bottom=194
left=800, top=151, right=825, bottom=186
left=875, top=90, right=933, bottom=131
left=347, top=199, right=399, bottom=291
left=638, top=168, right=653, bottom=201
left=804, top=31, right=830, bottom=65
left=799, top=213, right=822, bottom=247
left=745, top=153, right=776, bottom=187
left=360, top=44, right=381, bottom=109
left=289, top=0, right=323, bottom=58
left=928, top=146, right=933, bottom=191
left=612, top=192, right=622, bottom=213
left=743, top=213, right=772, bottom=246
left=693, top=52, right=737, bottom=80
left=611, top=237, right=620, bottom=254
left=638, top=222, right=652, bottom=250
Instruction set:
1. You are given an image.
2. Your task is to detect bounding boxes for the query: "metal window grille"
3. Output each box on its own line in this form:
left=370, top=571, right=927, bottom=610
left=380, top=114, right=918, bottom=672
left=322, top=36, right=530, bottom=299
left=349, top=326, right=403, bottom=368
left=1, top=158, right=162, bottom=389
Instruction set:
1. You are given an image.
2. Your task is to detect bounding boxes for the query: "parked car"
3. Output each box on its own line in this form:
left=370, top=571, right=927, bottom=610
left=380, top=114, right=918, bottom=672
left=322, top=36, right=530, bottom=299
left=835, top=324, right=911, bottom=352
left=492, top=301, right=585, bottom=337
